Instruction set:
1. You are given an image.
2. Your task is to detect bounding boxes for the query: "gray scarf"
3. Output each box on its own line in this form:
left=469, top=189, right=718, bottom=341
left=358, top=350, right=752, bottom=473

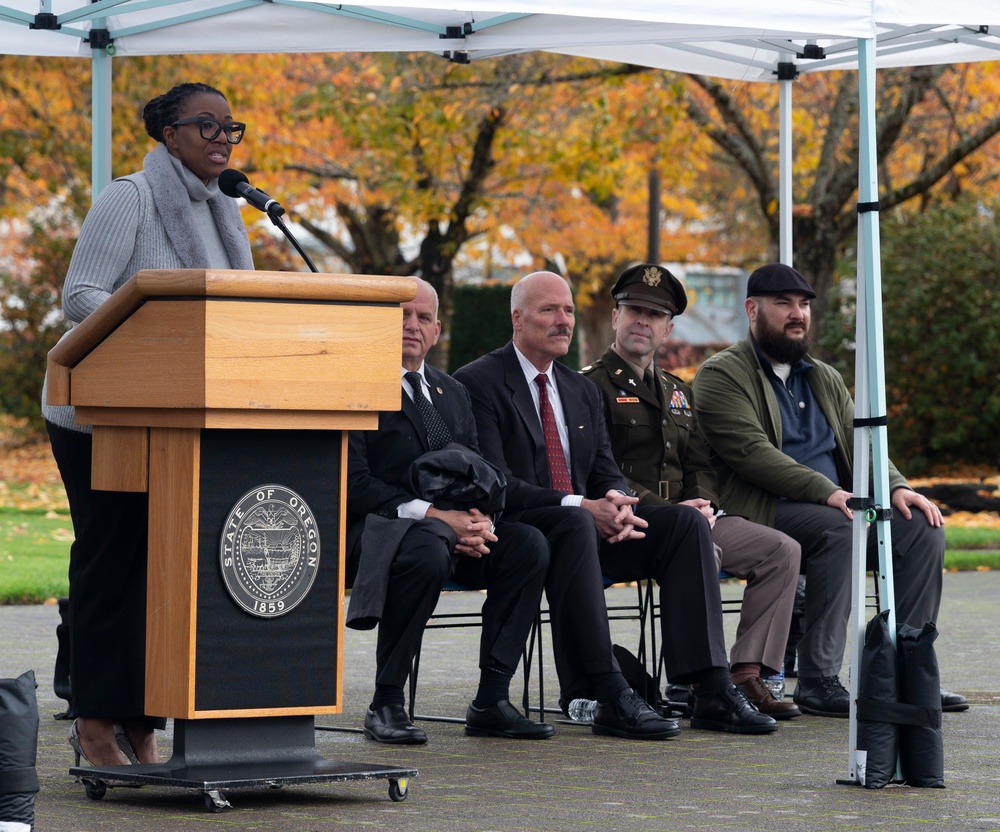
left=142, top=144, right=254, bottom=271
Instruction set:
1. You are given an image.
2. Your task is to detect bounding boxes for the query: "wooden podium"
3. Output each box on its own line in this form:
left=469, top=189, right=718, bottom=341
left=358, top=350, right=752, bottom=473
left=47, top=269, right=418, bottom=808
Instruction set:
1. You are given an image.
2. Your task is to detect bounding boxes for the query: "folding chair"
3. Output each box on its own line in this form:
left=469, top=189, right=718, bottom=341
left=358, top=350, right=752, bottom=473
left=645, top=570, right=745, bottom=690
left=408, top=581, right=545, bottom=724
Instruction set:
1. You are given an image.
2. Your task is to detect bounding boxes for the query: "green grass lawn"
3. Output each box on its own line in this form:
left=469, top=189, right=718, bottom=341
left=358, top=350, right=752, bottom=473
left=0, top=506, right=74, bottom=604
left=1, top=503, right=998, bottom=605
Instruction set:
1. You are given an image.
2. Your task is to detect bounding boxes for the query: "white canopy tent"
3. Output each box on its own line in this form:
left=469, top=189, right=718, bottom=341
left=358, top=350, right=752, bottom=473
left=3, top=0, right=998, bottom=783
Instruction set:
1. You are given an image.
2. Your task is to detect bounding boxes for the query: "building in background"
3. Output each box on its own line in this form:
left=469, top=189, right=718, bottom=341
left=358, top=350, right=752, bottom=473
left=657, top=264, right=749, bottom=374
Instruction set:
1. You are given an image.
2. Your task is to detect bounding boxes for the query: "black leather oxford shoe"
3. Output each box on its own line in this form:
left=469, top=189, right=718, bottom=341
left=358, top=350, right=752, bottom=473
left=941, top=689, right=969, bottom=712
left=592, top=689, right=681, bottom=740
left=465, top=699, right=555, bottom=739
left=364, top=704, right=428, bottom=744
left=691, top=684, right=778, bottom=734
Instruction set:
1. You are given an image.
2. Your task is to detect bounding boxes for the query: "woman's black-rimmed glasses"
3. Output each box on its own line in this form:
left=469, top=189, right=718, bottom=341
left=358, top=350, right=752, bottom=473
left=170, top=117, right=246, bottom=144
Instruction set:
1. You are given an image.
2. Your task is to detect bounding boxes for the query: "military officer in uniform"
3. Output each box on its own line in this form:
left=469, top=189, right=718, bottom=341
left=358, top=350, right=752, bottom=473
left=581, top=263, right=802, bottom=719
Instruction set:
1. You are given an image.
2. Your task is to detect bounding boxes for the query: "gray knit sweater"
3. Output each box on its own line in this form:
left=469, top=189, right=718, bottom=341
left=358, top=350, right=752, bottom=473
left=42, top=146, right=253, bottom=432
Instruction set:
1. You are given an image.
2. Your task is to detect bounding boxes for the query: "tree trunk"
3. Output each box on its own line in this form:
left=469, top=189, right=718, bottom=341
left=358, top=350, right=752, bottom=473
left=791, top=214, right=841, bottom=350
left=576, top=293, right=616, bottom=367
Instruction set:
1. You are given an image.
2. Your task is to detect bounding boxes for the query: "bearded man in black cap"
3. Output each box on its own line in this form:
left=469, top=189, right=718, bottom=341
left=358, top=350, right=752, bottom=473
left=582, top=264, right=802, bottom=720
left=692, top=263, right=965, bottom=717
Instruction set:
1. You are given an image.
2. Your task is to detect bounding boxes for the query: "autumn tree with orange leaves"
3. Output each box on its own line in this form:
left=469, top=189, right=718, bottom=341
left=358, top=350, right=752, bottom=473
left=2, top=52, right=1000, bottom=384
left=676, top=64, right=1000, bottom=345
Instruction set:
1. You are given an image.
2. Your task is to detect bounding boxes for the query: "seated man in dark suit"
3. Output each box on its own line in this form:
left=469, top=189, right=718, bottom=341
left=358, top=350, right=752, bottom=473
left=454, top=271, right=777, bottom=736
left=346, top=278, right=553, bottom=744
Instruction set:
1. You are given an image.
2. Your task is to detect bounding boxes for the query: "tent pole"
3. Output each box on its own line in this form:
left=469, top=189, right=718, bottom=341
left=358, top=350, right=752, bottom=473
left=778, top=66, right=793, bottom=265
left=845, top=34, right=897, bottom=785
left=90, top=29, right=113, bottom=201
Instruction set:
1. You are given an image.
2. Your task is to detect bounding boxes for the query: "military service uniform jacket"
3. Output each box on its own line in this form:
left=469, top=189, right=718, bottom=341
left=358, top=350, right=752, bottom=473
left=581, top=347, right=718, bottom=508
left=584, top=346, right=805, bottom=675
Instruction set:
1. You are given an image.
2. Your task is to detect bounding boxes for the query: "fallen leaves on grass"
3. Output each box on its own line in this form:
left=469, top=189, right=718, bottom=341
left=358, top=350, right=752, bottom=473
left=0, top=438, right=60, bottom=485
left=942, top=511, right=1000, bottom=529
left=909, top=471, right=1000, bottom=487
left=0, top=481, right=68, bottom=512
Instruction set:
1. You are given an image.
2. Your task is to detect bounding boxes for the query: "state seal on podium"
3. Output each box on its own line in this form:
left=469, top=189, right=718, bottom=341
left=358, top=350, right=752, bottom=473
left=219, top=484, right=320, bottom=618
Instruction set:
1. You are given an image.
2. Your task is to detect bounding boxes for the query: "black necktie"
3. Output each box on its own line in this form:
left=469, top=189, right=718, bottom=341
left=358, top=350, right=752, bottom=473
left=404, top=371, right=452, bottom=450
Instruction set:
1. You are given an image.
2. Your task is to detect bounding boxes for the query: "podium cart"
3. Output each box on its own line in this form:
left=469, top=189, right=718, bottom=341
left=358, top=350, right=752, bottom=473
left=46, top=269, right=418, bottom=809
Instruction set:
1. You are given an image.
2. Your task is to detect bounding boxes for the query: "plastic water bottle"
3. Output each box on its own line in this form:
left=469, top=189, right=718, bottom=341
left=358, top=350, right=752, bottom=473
left=762, top=668, right=785, bottom=700
left=567, top=698, right=596, bottom=723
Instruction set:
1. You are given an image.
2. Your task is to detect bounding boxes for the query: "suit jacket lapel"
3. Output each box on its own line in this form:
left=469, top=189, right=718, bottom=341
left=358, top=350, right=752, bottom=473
left=602, top=349, right=658, bottom=407
left=654, top=369, right=677, bottom=415
left=552, top=363, right=590, bottom=492
left=502, top=343, right=553, bottom=487
left=502, top=344, right=544, bottom=447
left=399, top=387, right=429, bottom=451
left=425, top=365, right=461, bottom=437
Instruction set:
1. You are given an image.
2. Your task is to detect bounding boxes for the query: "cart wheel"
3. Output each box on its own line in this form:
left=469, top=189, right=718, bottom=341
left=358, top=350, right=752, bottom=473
left=203, top=789, right=232, bottom=813
left=84, top=779, right=107, bottom=801
left=388, top=778, right=408, bottom=802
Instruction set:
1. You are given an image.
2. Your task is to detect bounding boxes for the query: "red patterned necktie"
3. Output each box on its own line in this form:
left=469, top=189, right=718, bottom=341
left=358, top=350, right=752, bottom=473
left=535, top=373, right=573, bottom=493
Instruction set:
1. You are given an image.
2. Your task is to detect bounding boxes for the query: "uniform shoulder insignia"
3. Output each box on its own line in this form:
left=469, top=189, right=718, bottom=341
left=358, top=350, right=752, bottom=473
left=580, top=364, right=593, bottom=373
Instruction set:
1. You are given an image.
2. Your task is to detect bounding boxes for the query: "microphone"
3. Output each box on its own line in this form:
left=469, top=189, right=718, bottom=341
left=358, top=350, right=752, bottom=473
left=219, top=168, right=285, bottom=217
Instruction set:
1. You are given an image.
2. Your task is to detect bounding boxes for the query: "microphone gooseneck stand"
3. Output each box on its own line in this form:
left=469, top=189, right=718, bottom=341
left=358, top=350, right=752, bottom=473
left=265, top=207, right=318, bottom=273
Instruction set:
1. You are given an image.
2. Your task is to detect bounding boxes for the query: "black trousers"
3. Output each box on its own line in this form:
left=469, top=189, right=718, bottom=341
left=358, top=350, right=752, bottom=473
left=515, top=503, right=728, bottom=698
left=352, top=518, right=549, bottom=692
left=510, top=506, right=618, bottom=701
left=600, top=503, right=729, bottom=685
left=46, top=421, right=152, bottom=722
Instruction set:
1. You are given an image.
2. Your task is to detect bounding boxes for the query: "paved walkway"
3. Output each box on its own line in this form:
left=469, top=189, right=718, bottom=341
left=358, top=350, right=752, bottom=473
left=1, top=571, right=998, bottom=831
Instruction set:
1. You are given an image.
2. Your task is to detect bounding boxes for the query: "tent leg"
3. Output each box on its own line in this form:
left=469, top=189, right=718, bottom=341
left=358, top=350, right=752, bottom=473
left=845, top=35, right=897, bottom=786
left=91, top=31, right=113, bottom=200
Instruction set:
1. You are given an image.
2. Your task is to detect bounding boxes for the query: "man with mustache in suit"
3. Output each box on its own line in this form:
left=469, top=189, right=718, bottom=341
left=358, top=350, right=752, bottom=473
left=454, top=271, right=777, bottom=737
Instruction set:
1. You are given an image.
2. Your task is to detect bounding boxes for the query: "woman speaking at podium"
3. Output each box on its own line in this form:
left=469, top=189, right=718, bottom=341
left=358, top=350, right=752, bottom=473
left=41, top=83, right=254, bottom=768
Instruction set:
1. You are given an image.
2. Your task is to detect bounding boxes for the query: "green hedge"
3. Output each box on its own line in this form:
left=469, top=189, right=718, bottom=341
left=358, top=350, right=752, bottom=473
left=823, top=197, right=1000, bottom=474
left=448, top=282, right=580, bottom=373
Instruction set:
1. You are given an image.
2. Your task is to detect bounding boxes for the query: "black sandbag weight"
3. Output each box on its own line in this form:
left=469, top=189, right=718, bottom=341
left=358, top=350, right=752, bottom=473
left=0, top=669, right=40, bottom=829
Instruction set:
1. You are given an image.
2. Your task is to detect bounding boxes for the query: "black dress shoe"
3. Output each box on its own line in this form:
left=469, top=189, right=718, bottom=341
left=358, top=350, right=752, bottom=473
left=691, top=684, right=778, bottom=734
left=664, top=683, right=694, bottom=718
left=793, top=675, right=850, bottom=718
left=465, top=699, right=555, bottom=739
left=592, top=689, right=680, bottom=740
left=941, top=689, right=970, bottom=712
left=364, top=704, right=428, bottom=745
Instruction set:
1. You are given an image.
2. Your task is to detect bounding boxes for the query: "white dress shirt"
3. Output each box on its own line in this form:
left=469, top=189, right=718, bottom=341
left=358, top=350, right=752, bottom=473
left=512, top=344, right=583, bottom=507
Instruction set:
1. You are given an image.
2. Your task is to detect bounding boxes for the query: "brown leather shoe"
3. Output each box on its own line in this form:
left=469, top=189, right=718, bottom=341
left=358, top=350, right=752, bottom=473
left=737, top=676, right=801, bottom=720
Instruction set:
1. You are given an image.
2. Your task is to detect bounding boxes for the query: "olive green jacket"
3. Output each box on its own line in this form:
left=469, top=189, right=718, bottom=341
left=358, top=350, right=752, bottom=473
left=691, top=335, right=909, bottom=527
